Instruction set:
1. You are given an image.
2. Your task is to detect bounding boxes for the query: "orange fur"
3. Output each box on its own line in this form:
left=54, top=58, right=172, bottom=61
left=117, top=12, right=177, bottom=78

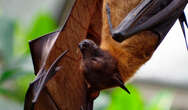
left=100, top=0, right=159, bottom=82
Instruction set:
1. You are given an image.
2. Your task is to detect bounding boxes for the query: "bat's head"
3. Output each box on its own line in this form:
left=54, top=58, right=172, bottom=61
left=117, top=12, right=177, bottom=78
left=79, top=39, right=99, bottom=58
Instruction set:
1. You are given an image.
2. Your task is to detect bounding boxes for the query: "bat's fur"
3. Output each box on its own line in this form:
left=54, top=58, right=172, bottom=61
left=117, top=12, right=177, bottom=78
left=100, top=0, right=159, bottom=82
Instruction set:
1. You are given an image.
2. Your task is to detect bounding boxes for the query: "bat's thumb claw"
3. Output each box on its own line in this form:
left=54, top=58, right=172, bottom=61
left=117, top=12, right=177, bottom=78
left=55, top=66, right=62, bottom=72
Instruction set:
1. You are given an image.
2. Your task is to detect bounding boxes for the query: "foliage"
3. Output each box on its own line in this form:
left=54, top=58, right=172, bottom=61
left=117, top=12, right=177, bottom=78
left=107, top=85, right=144, bottom=110
left=14, top=12, right=58, bottom=55
left=97, top=85, right=174, bottom=110
left=145, top=91, right=173, bottom=110
left=0, top=12, right=58, bottom=103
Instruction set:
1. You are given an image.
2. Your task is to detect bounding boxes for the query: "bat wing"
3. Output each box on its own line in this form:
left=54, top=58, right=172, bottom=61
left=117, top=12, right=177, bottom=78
left=25, top=31, right=69, bottom=110
left=24, top=50, right=68, bottom=110
left=29, top=31, right=59, bottom=74
left=32, top=50, right=69, bottom=103
left=106, top=0, right=188, bottom=44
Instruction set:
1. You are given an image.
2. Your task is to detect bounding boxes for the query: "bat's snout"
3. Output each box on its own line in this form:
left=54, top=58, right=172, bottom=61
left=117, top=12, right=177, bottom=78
left=78, top=40, right=90, bottom=50
left=78, top=39, right=98, bottom=50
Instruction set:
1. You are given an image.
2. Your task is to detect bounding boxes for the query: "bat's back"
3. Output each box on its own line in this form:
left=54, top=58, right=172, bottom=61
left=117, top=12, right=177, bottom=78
left=100, top=0, right=159, bottom=82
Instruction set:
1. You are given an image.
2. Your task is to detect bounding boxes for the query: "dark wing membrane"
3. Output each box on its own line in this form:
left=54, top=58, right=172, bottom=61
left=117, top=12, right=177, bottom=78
left=29, top=31, right=59, bottom=74
left=32, top=50, right=68, bottom=103
left=24, top=50, right=68, bottom=110
left=107, top=0, right=188, bottom=42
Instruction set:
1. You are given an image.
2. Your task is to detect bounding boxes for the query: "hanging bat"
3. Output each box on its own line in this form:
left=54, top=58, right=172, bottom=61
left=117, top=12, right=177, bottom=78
left=79, top=39, right=130, bottom=110
left=24, top=0, right=101, bottom=110
left=106, top=0, right=188, bottom=45
left=79, top=0, right=188, bottom=109
left=100, top=0, right=188, bottom=87
left=24, top=0, right=188, bottom=110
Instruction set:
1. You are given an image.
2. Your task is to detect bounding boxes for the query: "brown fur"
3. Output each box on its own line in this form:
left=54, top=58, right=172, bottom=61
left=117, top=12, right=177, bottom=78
left=100, top=0, right=159, bottom=82
left=79, top=40, right=123, bottom=90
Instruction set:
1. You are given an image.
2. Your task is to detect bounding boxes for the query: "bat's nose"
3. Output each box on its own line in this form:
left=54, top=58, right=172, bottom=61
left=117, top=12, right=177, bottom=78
left=78, top=40, right=90, bottom=49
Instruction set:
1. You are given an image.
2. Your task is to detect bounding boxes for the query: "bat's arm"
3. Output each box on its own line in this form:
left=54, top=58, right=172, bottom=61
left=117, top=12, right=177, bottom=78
left=106, top=0, right=188, bottom=43
left=32, top=50, right=69, bottom=103
left=24, top=50, right=69, bottom=110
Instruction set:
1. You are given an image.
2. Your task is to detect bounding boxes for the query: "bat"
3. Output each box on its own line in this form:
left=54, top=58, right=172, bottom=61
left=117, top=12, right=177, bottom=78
left=79, top=39, right=130, bottom=110
left=24, top=0, right=188, bottom=110
left=106, top=0, right=188, bottom=45
left=100, top=0, right=188, bottom=84
left=24, top=0, right=101, bottom=110
left=79, top=0, right=188, bottom=109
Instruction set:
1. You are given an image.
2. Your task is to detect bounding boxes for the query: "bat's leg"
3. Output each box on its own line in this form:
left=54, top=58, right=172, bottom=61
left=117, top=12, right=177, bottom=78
left=86, top=87, right=100, bottom=110
left=87, top=100, right=94, bottom=110
left=179, top=12, right=188, bottom=51
left=32, top=50, right=69, bottom=104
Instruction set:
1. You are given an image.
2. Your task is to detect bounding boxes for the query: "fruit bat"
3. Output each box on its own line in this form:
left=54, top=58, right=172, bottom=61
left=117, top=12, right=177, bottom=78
left=100, top=0, right=188, bottom=84
left=24, top=0, right=100, bottom=110
left=24, top=0, right=188, bottom=110
left=106, top=0, right=188, bottom=45
left=79, top=0, right=188, bottom=109
left=79, top=39, right=130, bottom=110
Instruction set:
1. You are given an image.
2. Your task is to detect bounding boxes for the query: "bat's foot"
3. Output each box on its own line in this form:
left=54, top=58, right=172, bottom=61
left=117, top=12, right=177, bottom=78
left=85, top=88, right=100, bottom=110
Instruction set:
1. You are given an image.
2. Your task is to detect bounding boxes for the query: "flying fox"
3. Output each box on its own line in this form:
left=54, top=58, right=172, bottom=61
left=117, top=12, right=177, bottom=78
left=99, top=0, right=188, bottom=88
left=79, top=0, right=188, bottom=109
left=24, top=0, right=188, bottom=110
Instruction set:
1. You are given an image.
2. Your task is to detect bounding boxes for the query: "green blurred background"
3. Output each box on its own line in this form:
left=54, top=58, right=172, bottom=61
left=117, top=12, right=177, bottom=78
left=0, top=0, right=188, bottom=110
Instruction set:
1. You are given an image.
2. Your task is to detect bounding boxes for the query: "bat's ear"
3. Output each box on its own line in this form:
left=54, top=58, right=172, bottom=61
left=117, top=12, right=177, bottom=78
left=106, top=0, right=188, bottom=43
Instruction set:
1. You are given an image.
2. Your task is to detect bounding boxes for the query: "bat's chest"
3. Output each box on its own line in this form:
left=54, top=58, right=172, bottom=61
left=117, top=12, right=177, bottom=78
left=83, top=64, right=118, bottom=90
